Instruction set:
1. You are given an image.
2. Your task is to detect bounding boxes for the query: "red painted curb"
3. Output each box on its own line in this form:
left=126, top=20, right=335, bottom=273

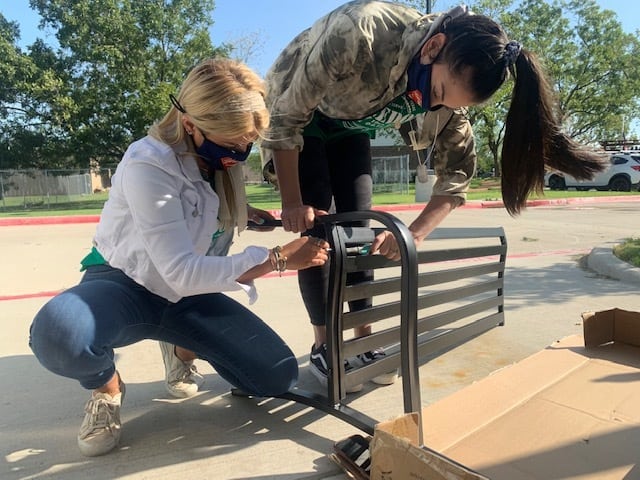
left=2, top=196, right=639, bottom=227
left=0, top=290, right=64, bottom=302
left=0, top=215, right=101, bottom=227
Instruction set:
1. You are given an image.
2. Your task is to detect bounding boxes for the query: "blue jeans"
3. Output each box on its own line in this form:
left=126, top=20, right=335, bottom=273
left=29, top=265, right=298, bottom=395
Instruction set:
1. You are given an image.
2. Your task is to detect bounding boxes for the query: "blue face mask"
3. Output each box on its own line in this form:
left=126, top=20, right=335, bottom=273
left=406, top=55, right=432, bottom=110
left=195, top=137, right=252, bottom=171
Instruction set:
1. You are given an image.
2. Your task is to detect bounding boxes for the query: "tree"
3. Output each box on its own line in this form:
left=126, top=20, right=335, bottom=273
left=12, top=0, right=231, bottom=168
left=0, top=15, right=27, bottom=170
left=0, top=15, right=71, bottom=169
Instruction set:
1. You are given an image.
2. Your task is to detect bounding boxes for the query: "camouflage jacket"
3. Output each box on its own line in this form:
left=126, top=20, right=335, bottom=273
left=263, top=0, right=476, bottom=201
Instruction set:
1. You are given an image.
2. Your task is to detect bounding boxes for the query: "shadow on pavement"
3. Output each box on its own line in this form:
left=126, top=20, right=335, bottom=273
left=2, top=354, right=343, bottom=480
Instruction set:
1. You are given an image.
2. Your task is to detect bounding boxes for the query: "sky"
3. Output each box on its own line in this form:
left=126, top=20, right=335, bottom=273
left=3, top=0, right=639, bottom=77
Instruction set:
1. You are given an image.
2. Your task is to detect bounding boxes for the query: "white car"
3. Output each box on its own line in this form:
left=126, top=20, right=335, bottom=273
left=545, top=152, right=640, bottom=191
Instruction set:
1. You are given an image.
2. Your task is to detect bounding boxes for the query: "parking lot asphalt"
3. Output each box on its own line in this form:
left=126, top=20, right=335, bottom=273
left=2, top=196, right=640, bottom=480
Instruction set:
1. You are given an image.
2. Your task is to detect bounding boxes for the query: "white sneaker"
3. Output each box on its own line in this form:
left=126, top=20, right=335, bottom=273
left=77, top=376, right=125, bottom=457
left=159, top=341, right=204, bottom=398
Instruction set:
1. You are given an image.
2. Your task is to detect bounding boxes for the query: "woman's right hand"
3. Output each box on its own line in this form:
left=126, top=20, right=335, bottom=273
left=280, top=205, right=328, bottom=233
left=279, top=236, right=330, bottom=271
left=237, top=236, right=330, bottom=284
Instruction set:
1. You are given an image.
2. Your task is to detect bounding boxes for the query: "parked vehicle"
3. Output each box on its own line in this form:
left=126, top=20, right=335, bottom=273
left=545, top=152, right=640, bottom=191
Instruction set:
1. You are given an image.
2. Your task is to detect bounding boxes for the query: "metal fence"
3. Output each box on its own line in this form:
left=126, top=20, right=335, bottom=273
left=0, top=168, right=113, bottom=210
left=0, top=157, right=411, bottom=211
left=371, top=154, right=411, bottom=194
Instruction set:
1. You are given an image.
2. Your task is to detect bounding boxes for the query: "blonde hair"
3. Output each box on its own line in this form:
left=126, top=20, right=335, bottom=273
left=149, top=57, right=269, bottom=146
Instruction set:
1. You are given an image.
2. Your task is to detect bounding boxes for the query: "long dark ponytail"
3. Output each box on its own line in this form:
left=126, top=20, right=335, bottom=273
left=501, top=50, right=603, bottom=214
left=438, top=13, right=604, bottom=215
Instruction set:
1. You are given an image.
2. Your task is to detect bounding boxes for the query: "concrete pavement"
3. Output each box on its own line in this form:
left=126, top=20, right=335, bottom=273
left=2, top=197, right=640, bottom=480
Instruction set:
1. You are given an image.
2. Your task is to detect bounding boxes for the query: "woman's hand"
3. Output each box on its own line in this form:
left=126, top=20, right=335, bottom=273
left=371, top=229, right=425, bottom=261
left=236, top=236, right=330, bottom=284
left=279, top=236, right=330, bottom=271
left=370, top=230, right=401, bottom=261
left=247, top=204, right=277, bottom=232
left=280, top=204, right=328, bottom=233
left=273, top=149, right=328, bottom=233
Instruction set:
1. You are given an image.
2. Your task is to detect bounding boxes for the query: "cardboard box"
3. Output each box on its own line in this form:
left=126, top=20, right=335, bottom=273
left=369, top=413, right=489, bottom=480
left=415, top=308, right=640, bottom=479
left=582, top=307, right=640, bottom=347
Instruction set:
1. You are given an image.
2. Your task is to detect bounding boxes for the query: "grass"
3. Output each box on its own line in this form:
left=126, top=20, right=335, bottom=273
left=0, top=193, right=109, bottom=217
left=613, top=238, right=640, bottom=268
left=1, top=178, right=639, bottom=218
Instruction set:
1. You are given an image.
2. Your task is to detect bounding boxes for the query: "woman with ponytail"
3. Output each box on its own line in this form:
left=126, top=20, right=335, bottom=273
left=262, top=0, right=603, bottom=390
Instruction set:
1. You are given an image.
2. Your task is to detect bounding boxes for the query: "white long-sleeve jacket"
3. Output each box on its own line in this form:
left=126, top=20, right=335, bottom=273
left=94, top=135, right=268, bottom=303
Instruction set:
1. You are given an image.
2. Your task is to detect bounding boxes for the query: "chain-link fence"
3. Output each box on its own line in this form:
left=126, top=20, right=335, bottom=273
left=0, top=168, right=113, bottom=210
left=1, top=157, right=411, bottom=212
left=371, top=154, right=411, bottom=194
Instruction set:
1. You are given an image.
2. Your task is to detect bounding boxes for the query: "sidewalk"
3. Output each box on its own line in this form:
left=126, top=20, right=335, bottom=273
left=2, top=198, right=640, bottom=479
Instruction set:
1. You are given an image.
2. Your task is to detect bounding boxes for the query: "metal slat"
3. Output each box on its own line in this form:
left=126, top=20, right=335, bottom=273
left=417, top=278, right=504, bottom=310
left=343, top=301, right=401, bottom=330
left=425, top=227, right=506, bottom=239
left=343, top=261, right=504, bottom=302
left=343, top=281, right=504, bottom=333
left=417, top=312, right=505, bottom=358
left=417, top=296, right=503, bottom=333
left=343, top=244, right=506, bottom=272
left=418, top=245, right=506, bottom=264
left=341, top=296, right=504, bottom=358
left=343, top=276, right=402, bottom=302
left=342, top=327, right=401, bottom=358
left=418, top=262, right=504, bottom=287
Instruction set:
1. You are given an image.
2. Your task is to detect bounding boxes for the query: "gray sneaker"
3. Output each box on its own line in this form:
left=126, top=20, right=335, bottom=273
left=159, top=341, right=204, bottom=398
left=77, top=376, right=125, bottom=457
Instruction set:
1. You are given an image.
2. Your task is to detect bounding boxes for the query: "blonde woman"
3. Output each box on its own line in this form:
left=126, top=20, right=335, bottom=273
left=29, top=58, right=329, bottom=457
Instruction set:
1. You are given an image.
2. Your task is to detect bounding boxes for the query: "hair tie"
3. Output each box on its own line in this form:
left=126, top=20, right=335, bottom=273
left=504, top=41, right=522, bottom=67
left=169, top=94, right=187, bottom=113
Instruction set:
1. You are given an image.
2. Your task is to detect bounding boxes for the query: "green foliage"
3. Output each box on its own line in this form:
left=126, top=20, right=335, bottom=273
left=613, top=238, right=640, bottom=268
left=1, top=0, right=231, bottom=169
left=245, top=151, right=263, bottom=176
left=0, top=15, right=71, bottom=169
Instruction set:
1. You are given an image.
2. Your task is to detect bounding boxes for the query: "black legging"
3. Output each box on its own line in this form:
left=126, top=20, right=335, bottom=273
left=297, top=133, right=374, bottom=326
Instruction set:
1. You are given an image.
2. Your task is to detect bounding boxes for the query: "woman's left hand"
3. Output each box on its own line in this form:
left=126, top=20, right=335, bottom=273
left=370, top=230, right=401, bottom=261
left=247, top=204, right=277, bottom=232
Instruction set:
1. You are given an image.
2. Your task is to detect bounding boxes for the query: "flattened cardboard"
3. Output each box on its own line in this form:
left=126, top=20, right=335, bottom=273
left=418, top=311, right=640, bottom=480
